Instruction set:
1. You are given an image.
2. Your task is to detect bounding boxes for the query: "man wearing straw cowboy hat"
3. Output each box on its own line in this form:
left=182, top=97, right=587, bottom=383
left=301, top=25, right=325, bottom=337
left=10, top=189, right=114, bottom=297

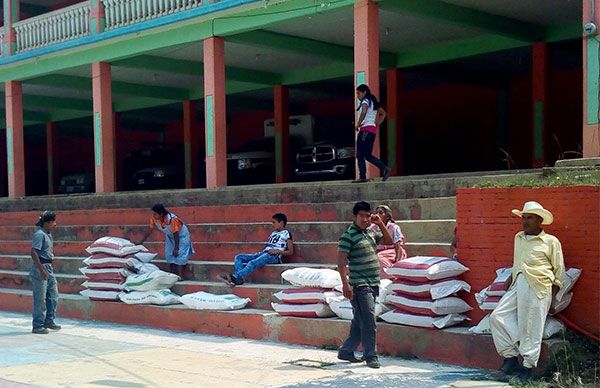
left=490, top=201, right=566, bottom=380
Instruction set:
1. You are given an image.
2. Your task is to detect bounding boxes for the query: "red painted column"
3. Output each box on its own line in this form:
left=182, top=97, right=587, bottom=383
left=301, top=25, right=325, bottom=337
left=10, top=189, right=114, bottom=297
left=531, top=43, right=548, bottom=167
left=3, top=0, right=20, bottom=56
left=203, top=37, right=227, bottom=188
left=583, top=0, right=600, bottom=157
left=354, top=0, right=380, bottom=179
left=5, top=81, right=25, bottom=197
left=386, top=68, right=404, bottom=176
left=274, top=85, right=289, bottom=183
left=89, top=0, right=106, bottom=34
left=46, top=122, right=59, bottom=195
left=92, top=62, right=116, bottom=193
left=183, top=100, right=200, bottom=188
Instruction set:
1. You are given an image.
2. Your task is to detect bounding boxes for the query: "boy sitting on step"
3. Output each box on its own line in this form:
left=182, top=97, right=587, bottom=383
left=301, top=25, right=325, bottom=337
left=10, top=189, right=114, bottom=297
left=219, top=213, right=293, bottom=286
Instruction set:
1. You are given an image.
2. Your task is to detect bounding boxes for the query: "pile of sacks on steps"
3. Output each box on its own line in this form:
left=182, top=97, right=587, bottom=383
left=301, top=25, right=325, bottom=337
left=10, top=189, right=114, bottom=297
left=470, top=267, right=582, bottom=338
left=271, top=267, right=391, bottom=319
left=272, top=268, right=342, bottom=318
left=79, top=237, right=180, bottom=305
left=379, top=256, right=472, bottom=329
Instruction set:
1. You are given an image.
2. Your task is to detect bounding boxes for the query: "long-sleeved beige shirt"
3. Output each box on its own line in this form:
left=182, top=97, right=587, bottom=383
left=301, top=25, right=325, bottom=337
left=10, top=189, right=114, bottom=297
left=511, top=231, right=566, bottom=299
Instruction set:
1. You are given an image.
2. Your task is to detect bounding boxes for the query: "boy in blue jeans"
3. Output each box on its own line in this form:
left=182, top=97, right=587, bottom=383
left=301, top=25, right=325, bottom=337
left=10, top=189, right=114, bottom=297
left=219, top=213, right=293, bottom=286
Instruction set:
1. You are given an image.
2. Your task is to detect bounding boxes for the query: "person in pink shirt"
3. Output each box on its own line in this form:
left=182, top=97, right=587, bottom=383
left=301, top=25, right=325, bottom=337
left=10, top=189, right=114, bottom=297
left=369, top=205, right=407, bottom=278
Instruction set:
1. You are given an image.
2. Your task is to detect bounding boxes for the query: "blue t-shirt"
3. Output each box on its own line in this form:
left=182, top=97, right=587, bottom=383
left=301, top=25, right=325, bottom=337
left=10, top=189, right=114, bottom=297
left=32, top=227, right=54, bottom=264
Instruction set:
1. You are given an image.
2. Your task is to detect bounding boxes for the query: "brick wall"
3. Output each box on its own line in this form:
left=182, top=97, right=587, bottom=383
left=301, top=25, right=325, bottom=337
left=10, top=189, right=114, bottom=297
left=456, top=186, right=600, bottom=335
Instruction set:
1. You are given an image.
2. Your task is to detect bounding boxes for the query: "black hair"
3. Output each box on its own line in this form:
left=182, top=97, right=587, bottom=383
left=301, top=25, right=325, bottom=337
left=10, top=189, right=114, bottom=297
left=356, top=84, right=381, bottom=111
left=272, top=213, right=288, bottom=226
left=36, top=211, right=56, bottom=227
left=352, top=201, right=371, bottom=215
left=151, top=203, right=167, bottom=215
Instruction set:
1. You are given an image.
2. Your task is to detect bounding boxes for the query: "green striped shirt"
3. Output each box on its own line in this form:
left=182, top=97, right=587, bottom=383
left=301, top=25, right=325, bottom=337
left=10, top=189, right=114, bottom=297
left=338, top=223, right=381, bottom=287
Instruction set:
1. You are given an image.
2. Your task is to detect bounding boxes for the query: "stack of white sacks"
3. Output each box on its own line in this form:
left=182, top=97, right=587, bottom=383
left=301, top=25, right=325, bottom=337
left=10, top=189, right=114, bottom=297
left=272, top=268, right=342, bottom=318
left=79, top=237, right=180, bottom=305
left=272, top=267, right=391, bottom=319
left=470, top=267, right=582, bottom=338
left=379, top=256, right=472, bottom=329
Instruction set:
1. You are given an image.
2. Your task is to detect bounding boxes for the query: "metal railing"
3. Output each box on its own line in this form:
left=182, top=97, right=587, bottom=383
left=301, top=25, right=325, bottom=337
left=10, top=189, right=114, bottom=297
left=13, top=1, right=91, bottom=54
left=102, top=0, right=204, bottom=30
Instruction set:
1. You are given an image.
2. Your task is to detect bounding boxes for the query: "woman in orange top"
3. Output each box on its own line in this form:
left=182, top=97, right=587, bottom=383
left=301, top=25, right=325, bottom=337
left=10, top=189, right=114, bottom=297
left=137, top=204, right=194, bottom=279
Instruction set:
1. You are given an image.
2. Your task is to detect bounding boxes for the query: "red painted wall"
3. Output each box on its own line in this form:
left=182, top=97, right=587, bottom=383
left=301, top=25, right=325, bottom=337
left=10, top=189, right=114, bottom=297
left=229, top=110, right=272, bottom=151
left=456, top=186, right=600, bottom=335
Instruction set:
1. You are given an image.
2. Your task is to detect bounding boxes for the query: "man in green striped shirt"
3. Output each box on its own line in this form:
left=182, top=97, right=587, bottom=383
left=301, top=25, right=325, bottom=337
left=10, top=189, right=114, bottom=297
left=337, top=201, right=392, bottom=369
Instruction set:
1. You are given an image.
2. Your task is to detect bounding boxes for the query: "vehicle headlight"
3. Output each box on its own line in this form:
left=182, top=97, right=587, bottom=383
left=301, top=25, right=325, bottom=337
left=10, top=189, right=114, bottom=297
left=153, top=170, right=165, bottom=178
left=237, top=159, right=253, bottom=170
left=336, top=147, right=355, bottom=159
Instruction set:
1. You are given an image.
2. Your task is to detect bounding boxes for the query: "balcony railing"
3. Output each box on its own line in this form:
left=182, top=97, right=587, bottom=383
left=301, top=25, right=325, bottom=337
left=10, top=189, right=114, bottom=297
left=1, top=0, right=233, bottom=57
left=103, top=0, right=205, bottom=30
left=13, top=1, right=91, bottom=54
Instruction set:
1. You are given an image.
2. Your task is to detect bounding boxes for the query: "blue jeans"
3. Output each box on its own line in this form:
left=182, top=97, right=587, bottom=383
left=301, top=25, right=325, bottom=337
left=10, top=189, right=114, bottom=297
left=233, top=252, right=279, bottom=281
left=356, top=131, right=388, bottom=179
left=30, top=263, right=59, bottom=330
left=339, top=285, right=379, bottom=360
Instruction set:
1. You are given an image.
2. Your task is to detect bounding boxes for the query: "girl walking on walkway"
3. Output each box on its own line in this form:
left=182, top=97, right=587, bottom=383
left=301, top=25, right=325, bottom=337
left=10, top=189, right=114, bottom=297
left=354, top=84, right=391, bottom=183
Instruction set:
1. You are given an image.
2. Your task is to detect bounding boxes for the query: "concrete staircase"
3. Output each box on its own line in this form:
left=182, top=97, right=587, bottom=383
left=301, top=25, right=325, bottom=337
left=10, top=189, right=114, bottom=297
left=0, top=171, right=557, bottom=372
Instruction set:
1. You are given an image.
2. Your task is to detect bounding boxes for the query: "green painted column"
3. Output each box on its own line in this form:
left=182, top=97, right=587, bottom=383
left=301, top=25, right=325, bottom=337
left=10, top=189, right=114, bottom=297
left=3, top=0, right=20, bottom=56
left=583, top=0, right=600, bottom=157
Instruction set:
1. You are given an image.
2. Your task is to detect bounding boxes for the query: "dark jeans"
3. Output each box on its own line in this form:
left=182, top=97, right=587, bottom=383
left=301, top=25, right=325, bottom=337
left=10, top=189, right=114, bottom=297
left=356, top=131, right=387, bottom=180
left=339, top=285, right=379, bottom=359
left=30, top=263, right=59, bottom=330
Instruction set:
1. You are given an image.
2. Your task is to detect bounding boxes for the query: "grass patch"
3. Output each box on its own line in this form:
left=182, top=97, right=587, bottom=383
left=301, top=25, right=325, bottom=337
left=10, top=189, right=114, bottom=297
left=508, top=331, right=599, bottom=388
left=474, top=170, right=600, bottom=188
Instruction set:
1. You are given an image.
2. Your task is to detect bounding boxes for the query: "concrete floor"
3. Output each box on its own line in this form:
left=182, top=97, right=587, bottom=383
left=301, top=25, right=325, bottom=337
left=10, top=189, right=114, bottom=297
left=0, top=311, right=508, bottom=388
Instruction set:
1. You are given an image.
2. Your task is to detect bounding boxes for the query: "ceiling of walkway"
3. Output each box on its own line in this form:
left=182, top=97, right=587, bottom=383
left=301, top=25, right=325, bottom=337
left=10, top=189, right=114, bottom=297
left=1, top=0, right=584, bottom=130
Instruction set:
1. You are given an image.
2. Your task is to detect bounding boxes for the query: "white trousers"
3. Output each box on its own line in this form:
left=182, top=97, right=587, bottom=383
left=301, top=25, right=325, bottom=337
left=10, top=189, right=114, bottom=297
left=489, top=274, right=551, bottom=368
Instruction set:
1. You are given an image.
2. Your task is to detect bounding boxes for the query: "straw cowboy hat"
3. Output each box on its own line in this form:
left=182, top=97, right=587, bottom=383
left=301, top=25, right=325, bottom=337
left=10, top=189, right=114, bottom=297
left=512, top=201, right=554, bottom=225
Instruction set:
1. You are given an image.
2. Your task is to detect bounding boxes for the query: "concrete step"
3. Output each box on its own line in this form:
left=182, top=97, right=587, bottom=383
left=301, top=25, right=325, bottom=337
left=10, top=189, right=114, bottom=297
left=0, top=170, right=541, bottom=212
left=0, top=269, right=84, bottom=294
left=0, top=266, right=282, bottom=309
left=0, top=286, right=560, bottom=375
left=0, top=220, right=456, bottom=244
left=171, top=281, right=287, bottom=310
left=0, top=255, right=335, bottom=286
left=0, top=241, right=452, bottom=262
left=0, top=197, right=457, bottom=226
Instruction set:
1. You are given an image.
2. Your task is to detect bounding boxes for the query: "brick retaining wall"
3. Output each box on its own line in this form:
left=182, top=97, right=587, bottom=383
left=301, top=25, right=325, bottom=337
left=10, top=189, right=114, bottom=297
left=456, top=186, right=599, bottom=334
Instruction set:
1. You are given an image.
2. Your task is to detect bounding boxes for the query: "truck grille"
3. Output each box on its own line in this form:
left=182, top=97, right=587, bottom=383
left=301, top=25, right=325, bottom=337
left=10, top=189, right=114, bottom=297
left=297, top=146, right=335, bottom=163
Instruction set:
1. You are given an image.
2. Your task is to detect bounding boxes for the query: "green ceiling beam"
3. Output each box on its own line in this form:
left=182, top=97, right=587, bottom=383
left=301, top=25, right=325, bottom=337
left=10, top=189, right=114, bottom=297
left=113, top=97, right=177, bottom=113
left=0, top=0, right=355, bottom=82
left=25, top=74, right=189, bottom=100
left=380, top=0, right=543, bottom=42
left=22, top=94, right=92, bottom=111
left=228, top=30, right=397, bottom=68
left=114, top=55, right=201, bottom=76
left=113, top=55, right=281, bottom=85
left=396, top=35, right=530, bottom=68
left=0, top=111, right=50, bottom=127
left=544, top=23, right=582, bottom=42
left=280, top=63, right=354, bottom=85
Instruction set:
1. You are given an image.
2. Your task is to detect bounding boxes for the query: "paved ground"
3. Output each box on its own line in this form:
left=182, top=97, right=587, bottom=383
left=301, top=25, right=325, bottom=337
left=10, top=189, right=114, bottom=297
left=0, top=311, right=508, bottom=388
